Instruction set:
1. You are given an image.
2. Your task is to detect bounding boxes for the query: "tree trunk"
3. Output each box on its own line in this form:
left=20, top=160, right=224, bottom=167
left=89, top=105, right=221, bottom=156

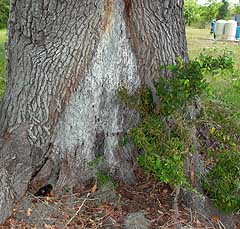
left=0, top=0, right=188, bottom=223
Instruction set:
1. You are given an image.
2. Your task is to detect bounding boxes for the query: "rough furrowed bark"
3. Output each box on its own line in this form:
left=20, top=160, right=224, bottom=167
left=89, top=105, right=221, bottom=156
left=0, top=125, right=46, bottom=223
left=0, top=0, right=187, bottom=223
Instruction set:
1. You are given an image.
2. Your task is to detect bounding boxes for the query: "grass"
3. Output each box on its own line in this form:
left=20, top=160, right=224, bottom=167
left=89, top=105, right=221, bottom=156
left=186, top=27, right=240, bottom=119
left=186, top=27, right=240, bottom=62
left=0, top=29, right=6, bottom=97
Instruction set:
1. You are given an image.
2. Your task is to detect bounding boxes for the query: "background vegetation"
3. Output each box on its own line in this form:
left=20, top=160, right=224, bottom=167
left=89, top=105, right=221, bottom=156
left=187, top=29, right=240, bottom=211
left=187, top=27, right=240, bottom=114
left=0, top=29, right=6, bottom=97
left=0, top=0, right=9, bottom=29
left=184, top=0, right=240, bottom=28
left=0, top=0, right=9, bottom=97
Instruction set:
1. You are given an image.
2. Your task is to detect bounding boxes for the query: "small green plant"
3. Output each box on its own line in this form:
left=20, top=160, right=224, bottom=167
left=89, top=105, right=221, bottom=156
left=202, top=152, right=240, bottom=213
left=96, top=172, right=114, bottom=187
left=198, top=51, right=234, bottom=73
left=88, top=156, right=105, bottom=168
left=88, top=156, right=115, bottom=188
left=138, top=151, right=189, bottom=186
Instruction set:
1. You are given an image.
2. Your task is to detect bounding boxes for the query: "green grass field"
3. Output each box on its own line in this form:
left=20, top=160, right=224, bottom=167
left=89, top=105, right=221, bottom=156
left=0, top=29, right=6, bottom=97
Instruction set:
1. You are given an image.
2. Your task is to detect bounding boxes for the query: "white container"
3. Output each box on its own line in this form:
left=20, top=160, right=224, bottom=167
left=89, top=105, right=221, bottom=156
left=224, top=20, right=237, bottom=40
left=215, top=20, right=226, bottom=40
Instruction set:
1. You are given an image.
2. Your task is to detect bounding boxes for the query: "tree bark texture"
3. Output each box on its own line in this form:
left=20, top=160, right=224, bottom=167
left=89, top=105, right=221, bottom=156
left=0, top=0, right=188, bottom=223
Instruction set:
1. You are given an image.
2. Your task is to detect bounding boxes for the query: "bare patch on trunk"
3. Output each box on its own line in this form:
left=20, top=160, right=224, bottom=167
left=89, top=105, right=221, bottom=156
left=103, top=0, right=112, bottom=32
left=51, top=0, right=140, bottom=189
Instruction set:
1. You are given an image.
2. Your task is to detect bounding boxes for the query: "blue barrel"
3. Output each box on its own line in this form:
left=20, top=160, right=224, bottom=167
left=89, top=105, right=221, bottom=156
left=236, top=26, right=240, bottom=39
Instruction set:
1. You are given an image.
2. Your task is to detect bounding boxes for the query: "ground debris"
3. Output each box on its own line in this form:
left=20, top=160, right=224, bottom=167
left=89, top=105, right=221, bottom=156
left=1, top=169, right=233, bottom=229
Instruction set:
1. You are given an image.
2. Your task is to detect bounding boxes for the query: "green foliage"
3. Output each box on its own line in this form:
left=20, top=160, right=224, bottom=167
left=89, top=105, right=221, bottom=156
left=157, top=58, right=208, bottom=116
left=195, top=54, right=240, bottom=213
left=184, top=0, right=240, bottom=28
left=96, top=172, right=114, bottom=187
left=198, top=99, right=240, bottom=156
left=186, top=34, right=240, bottom=212
left=216, top=0, right=229, bottom=20
left=202, top=152, right=240, bottom=213
left=184, top=0, right=201, bottom=26
left=120, top=54, right=233, bottom=189
left=184, top=0, right=225, bottom=28
left=156, top=53, right=233, bottom=116
left=0, top=0, right=9, bottom=29
left=88, top=156, right=105, bottom=168
left=201, top=0, right=223, bottom=22
left=138, top=153, right=188, bottom=186
left=230, top=3, right=240, bottom=16
left=199, top=48, right=240, bottom=117
left=198, top=51, right=234, bottom=73
left=0, top=29, right=6, bottom=97
left=130, top=114, right=189, bottom=186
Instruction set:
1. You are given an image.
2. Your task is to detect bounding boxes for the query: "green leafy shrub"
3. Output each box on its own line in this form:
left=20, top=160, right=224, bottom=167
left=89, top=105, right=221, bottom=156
left=0, top=0, right=9, bottom=29
left=130, top=114, right=189, bottom=187
left=198, top=99, right=240, bottom=213
left=119, top=53, right=235, bottom=193
left=133, top=59, right=209, bottom=187
left=197, top=100, right=240, bottom=156
left=202, top=152, right=240, bottom=213
left=157, top=58, right=208, bottom=116
left=198, top=51, right=234, bottom=73
left=138, top=153, right=187, bottom=185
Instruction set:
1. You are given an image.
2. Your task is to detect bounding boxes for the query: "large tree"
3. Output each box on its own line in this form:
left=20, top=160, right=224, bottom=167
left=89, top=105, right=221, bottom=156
left=0, top=0, right=188, bottom=223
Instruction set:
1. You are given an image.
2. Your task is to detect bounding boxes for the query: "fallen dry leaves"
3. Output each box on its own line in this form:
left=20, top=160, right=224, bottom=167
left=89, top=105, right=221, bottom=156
left=1, top=169, right=238, bottom=228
